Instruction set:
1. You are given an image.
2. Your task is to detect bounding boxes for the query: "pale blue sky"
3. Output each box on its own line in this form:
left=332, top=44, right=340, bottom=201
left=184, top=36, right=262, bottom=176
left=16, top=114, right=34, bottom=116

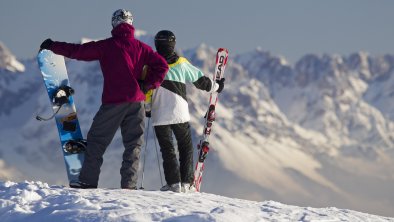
left=1, top=0, right=393, bottom=63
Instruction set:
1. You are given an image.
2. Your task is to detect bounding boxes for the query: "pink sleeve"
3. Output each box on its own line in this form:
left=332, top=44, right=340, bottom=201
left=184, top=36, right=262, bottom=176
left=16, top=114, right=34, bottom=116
left=50, top=40, right=104, bottom=61
left=143, top=47, right=169, bottom=90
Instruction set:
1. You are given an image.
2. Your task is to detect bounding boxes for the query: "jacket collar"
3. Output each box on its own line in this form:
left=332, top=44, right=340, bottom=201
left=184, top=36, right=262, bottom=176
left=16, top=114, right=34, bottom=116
left=111, top=23, right=135, bottom=38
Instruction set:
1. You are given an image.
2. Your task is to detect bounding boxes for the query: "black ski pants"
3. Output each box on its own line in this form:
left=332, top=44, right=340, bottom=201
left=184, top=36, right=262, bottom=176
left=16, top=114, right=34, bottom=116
left=79, top=102, right=145, bottom=189
left=154, top=122, right=194, bottom=185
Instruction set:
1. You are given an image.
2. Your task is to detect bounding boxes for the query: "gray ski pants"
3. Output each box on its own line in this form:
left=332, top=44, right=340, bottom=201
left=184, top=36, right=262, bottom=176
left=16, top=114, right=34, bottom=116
left=79, top=102, right=145, bottom=188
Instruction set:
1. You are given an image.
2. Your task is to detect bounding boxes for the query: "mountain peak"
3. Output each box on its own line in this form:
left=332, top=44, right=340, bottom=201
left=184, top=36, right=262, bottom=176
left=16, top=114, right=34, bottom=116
left=0, top=41, right=25, bottom=73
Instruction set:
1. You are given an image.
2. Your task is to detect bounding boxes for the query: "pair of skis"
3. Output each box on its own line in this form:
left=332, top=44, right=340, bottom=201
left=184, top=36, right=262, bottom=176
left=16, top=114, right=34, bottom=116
left=193, top=48, right=229, bottom=192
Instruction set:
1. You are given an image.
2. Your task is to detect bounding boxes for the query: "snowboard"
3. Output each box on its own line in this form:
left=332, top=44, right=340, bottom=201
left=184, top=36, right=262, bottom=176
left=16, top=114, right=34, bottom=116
left=37, top=49, right=85, bottom=185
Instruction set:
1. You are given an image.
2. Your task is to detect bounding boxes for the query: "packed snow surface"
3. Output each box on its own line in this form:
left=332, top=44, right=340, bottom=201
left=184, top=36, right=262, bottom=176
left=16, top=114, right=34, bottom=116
left=0, top=181, right=393, bottom=222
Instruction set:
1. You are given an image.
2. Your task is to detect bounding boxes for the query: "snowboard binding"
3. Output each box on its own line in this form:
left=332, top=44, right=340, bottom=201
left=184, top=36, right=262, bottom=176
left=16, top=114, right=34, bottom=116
left=63, top=139, right=87, bottom=154
left=52, top=85, right=74, bottom=106
left=36, top=85, right=75, bottom=121
left=61, top=112, right=78, bottom=132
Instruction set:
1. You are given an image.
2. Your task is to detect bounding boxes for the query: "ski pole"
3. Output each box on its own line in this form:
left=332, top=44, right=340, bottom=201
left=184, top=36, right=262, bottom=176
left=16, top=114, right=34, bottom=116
left=152, top=128, right=164, bottom=187
left=139, top=118, right=151, bottom=189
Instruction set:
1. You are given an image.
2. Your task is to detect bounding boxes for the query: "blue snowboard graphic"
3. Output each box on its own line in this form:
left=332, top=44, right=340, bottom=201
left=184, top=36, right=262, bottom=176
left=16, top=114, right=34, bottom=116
left=37, top=49, right=85, bottom=184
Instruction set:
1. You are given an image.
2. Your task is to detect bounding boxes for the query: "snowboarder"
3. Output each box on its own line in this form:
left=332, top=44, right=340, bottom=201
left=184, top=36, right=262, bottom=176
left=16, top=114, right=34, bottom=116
left=149, top=30, right=224, bottom=192
left=40, top=9, right=168, bottom=189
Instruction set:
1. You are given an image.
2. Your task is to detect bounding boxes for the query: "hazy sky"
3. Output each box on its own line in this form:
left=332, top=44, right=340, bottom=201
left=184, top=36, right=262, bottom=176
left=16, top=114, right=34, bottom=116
left=1, top=0, right=393, bottom=63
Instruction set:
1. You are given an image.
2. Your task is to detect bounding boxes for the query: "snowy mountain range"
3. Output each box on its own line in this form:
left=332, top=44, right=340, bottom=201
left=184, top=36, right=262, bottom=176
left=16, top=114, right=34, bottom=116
left=0, top=32, right=394, bottom=219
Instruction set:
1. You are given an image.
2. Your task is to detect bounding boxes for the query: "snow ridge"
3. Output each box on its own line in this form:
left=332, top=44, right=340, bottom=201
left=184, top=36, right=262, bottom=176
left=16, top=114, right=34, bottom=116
left=0, top=181, right=392, bottom=222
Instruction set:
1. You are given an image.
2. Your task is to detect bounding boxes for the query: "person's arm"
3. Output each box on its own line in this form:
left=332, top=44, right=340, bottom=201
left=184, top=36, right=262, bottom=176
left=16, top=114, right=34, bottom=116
left=183, top=60, right=223, bottom=93
left=40, top=38, right=104, bottom=61
left=143, top=45, right=168, bottom=90
left=193, top=76, right=215, bottom=92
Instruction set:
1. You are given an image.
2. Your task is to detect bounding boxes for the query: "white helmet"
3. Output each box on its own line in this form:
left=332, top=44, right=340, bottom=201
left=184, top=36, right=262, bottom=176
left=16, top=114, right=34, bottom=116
left=111, top=9, right=133, bottom=28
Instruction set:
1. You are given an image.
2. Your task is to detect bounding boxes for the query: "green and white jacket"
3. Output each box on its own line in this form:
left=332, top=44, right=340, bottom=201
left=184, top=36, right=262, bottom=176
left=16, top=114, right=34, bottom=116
left=151, top=56, right=218, bottom=126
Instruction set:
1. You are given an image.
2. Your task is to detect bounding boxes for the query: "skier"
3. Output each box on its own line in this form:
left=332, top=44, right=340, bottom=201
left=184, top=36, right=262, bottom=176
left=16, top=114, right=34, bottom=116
left=39, top=9, right=168, bottom=189
left=149, top=30, right=224, bottom=192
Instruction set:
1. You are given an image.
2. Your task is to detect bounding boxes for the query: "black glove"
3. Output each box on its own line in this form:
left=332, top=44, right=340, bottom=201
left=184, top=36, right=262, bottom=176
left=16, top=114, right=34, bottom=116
left=138, top=80, right=149, bottom=94
left=40, top=38, right=53, bottom=50
left=145, top=111, right=152, bottom=118
left=216, top=78, right=225, bottom=93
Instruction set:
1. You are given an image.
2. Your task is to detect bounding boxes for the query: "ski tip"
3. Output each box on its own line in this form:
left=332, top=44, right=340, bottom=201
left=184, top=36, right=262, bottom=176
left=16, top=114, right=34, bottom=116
left=216, top=48, right=229, bottom=65
left=217, top=48, right=229, bottom=53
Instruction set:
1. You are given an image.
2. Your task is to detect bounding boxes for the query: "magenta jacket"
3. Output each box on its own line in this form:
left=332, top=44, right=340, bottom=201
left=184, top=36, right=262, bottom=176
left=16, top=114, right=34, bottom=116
left=50, top=23, right=168, bottom=104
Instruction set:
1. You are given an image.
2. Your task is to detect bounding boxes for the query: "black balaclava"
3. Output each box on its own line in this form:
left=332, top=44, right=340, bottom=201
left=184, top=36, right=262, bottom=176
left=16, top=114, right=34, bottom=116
left=155, top=30, right=179, bottom=64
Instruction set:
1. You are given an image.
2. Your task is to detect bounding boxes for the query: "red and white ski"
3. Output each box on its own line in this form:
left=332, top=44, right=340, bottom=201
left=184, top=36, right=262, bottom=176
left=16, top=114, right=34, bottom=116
left=193, top=48, right=228, bottom=191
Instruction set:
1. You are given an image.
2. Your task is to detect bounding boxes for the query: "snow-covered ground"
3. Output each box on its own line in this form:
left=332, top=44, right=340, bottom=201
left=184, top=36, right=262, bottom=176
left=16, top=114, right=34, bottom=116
left=0, top=181, right=393, bottom=222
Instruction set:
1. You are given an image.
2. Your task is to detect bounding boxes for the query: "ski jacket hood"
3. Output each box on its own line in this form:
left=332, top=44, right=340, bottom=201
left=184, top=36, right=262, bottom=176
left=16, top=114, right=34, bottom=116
left=111, top=23, right=135, bottom=38
left=50, top=23, right=168, bottom=104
